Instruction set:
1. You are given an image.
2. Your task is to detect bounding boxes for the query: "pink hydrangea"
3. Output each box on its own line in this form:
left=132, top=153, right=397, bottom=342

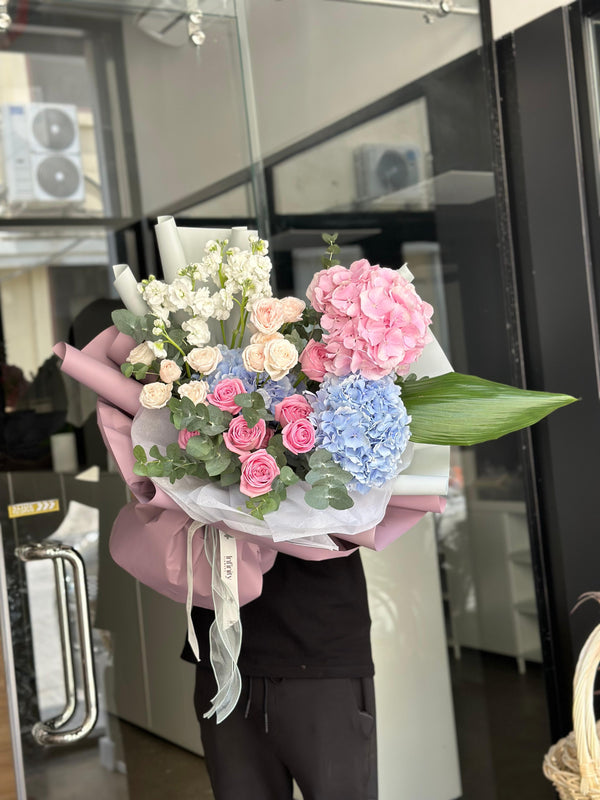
left=308, top=259, right=433, bottom=379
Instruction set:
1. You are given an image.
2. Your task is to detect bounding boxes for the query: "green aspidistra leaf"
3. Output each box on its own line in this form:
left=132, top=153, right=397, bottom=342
left=402, top=372, right=578, bottom=446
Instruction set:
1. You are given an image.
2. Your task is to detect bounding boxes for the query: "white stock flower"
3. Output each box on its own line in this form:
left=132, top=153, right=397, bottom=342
left=190, top=286, right=214, bottom=319
left=143, top=280, right=168, bottom=310
left=166, top=276, right=194, bottom=312
left=182, top=317, right=210, bottom=347
left=148, top=340, right=167, bottom=359
left=211, top=288, right=234, bottom=321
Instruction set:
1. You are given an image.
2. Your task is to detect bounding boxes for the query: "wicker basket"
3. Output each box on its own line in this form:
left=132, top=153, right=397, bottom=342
left=544, top=624, right=600, bottom=799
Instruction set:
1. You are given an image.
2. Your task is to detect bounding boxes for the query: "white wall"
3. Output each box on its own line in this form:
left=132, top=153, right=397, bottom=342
left=491, top=0, right=568, bottom=39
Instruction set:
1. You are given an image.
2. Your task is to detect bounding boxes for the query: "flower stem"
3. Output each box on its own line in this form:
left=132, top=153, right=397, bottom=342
left=162, top=333, right=191, bottom=377
left=293, top=371, right=307, bottom=388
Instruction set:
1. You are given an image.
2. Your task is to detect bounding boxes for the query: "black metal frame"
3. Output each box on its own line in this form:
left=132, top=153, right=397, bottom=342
left=494, top=2, right=600, bottom=737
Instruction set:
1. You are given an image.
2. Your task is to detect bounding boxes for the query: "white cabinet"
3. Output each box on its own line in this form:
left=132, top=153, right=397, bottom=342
left=442, top=500, right=541, bottom=673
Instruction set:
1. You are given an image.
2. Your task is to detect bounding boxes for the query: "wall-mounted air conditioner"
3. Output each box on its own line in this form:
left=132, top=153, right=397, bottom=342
left=2, top=103, right=85, bottom=207
left=354, top=143, right=424, bottom=203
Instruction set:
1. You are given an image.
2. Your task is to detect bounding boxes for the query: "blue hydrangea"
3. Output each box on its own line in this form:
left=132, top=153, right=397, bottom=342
left=206, top=346, right=256, bottom=393
left=207, top=346, right=296, bottom=412
left=309, top=373, right=411, bottom=493
left=258, top=376, right=294, bottom=412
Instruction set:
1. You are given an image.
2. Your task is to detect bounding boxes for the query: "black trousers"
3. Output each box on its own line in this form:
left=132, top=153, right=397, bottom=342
left=194, top=668, right=378, bottom=800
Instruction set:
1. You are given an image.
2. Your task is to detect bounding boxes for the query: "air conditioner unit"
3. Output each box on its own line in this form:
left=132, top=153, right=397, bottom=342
left=354, top=143, right=424, bottom=203
left=2, top=103, right=85, bottom=207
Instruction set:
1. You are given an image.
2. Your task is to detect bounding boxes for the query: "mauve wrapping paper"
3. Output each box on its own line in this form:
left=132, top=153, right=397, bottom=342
left=54, top=321, right=447, bottom=609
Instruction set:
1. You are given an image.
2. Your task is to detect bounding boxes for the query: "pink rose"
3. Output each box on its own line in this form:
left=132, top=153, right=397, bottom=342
left=280, top=296, right=306, bottom=323
left=260, top=427, right=274, bottom=448
left=178, top=429, right=201, bottom=450
left=223, top=416, right=267, bottom=456
left=206, top=378, right=247, bottom=413
left=274, top=394, right=313, bottom=428
left=282, top=418, right=315, bottom=455
left=299, top=339, right=330, bottom=382
left=239, top=449, right=280, bottom=498
left=250, top=298, right=285, bottom=335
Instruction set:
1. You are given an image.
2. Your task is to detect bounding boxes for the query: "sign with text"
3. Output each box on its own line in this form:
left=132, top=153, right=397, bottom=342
left=7, top=499, right=60, bottom=519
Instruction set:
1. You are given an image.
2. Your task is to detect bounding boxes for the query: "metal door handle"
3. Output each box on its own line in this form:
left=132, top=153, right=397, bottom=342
left=16, top=542, right=98, bottom=746
left=49, top=558, right=77, bottom=730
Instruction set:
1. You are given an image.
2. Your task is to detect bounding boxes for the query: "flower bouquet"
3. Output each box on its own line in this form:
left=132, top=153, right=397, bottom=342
left=54, top=217, right=575, bottom=721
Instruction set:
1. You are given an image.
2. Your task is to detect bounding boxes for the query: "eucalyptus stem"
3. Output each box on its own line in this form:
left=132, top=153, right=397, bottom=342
left=220, top=320, right=227, bottom=344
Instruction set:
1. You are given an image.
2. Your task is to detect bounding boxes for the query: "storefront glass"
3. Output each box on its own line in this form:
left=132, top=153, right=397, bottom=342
left=0, top=1, right=554, bottom=799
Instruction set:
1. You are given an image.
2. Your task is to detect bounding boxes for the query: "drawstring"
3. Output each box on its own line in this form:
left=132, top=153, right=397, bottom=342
left=244, top=678, right=253, bottom=719
left=263, top=678, right=269, bottom=734
left=242, top=677, right=270, bottom=734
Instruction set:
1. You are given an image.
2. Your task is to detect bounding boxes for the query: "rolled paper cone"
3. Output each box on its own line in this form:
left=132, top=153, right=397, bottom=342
left=390, top=442, right=450, bottom=496
left=53, top=341, right=142, bottom=417
left=155, top=215, right=187, bottom=284
left=113, top=264, right=148, bottom=317
left=178, top=226, right=232, bottom=263
left=228, top=227, right=258, bottom=250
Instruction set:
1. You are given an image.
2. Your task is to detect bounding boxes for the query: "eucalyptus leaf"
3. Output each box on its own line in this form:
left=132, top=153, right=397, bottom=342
left=234, top=392, right=254, bottom=408
left=121, top=363, right=134, bottom=378
left=186, top=436, right=214, bottom=460
left=166, top=442, right=181, bottom=460
left=133, top=445, right=147, bottom=462
left=328, top=486, right=354, bottom=510
left=402, top=372, right=578, bottom=446
left=242, top=408, right=260, bottom=428
left=205, top=449, right=232, bottom=477
left=279, top=466, right=299, bottom=486
left=304, top=485, right=330, bottom=510
left=250, top=392, right=266, bottom=409
left=308, top=449, right=333, bottom=468
left=220, top=469, right=241, bottom=487
left=111, top=309, right=138, bottom=336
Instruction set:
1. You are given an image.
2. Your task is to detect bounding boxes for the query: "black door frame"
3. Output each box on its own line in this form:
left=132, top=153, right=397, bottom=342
left=492, top=0, right=600, bottom=737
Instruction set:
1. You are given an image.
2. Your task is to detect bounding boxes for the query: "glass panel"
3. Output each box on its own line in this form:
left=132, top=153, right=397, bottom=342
left=267, top=3, right=552, bottom=798
left=0, top=1, right=256, bottom=797
left=0, top=0, right=252, bottom=223
left=181, top=183, right=255, bottom=219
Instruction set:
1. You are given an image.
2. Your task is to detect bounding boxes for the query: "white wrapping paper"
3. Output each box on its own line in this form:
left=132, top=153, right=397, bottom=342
left=112, top=264, right=149, bottom=316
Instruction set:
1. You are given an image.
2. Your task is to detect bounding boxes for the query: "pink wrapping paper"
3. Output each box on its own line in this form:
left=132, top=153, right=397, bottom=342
left=55, top=326, right=447, bottom=608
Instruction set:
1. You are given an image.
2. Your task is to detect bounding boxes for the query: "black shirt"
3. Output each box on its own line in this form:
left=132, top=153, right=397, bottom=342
left=182, top=550, right=374, bottom=678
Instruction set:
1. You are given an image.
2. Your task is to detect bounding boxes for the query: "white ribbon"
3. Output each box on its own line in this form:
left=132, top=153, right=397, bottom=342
left=186, top=521, right=203, bottom=661
left=202, top=525, right=243, bottom=723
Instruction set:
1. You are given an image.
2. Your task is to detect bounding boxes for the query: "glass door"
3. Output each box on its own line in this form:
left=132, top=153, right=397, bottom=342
left=0, top=2, right=258, bottom=797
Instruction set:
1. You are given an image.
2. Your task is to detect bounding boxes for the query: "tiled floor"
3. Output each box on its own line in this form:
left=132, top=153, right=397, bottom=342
left=25, top=718, right=214, bottom=800
left=22, top=648, right=554, bottom=800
